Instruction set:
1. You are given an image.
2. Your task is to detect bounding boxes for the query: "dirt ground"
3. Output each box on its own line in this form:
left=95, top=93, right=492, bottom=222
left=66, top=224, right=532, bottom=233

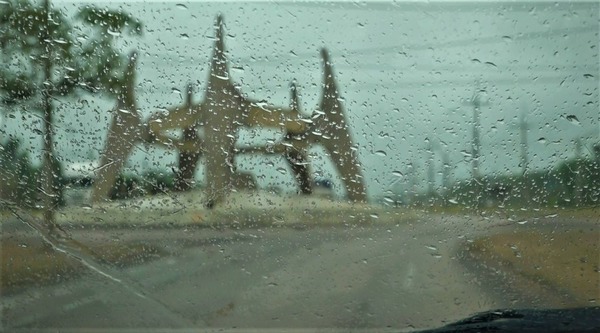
left=466, top=227, right=599, bottom=306
left=2, top=205, right=598, bottom=302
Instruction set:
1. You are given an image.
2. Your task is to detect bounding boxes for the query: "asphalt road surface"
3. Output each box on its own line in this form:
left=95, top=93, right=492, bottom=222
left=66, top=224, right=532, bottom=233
left=1, top=213, right=590, bottom=331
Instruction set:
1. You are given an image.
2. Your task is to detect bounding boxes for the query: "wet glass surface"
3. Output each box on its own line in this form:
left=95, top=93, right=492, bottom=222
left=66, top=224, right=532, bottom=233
left=1, top=1, right=599, bottom=331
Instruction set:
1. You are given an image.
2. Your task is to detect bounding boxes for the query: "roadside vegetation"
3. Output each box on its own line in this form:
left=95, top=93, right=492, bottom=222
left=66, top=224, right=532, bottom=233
left=465, top=228, right=599, bottom=306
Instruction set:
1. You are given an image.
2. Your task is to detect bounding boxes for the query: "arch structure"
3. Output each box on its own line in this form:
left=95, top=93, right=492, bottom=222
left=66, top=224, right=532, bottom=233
left=92, top=15, right=367, bottom=207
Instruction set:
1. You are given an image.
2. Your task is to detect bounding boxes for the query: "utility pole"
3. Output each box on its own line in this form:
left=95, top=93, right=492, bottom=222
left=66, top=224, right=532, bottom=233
left=518, top=102, right=530, bottom=177
left=408, top=161, right=418, bottom=205
left=574, top=138, right=584, bottom=205
left=463, top=83, right=489, bottom=181
left=462, top=82, right=489, bottom=209
left=441, top=149, right=450, bottom=194
left=517, top=101, right=531, bottom=203
left=426, top=138, right=435, bottom=197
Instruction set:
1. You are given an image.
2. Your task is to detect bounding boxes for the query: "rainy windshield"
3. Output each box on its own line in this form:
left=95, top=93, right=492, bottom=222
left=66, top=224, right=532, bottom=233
left=1, top=0, right=599, bottom=331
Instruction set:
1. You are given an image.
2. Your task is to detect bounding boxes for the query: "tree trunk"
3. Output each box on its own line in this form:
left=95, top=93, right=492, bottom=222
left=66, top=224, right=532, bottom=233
left=41, top=0, right=56, bottom=228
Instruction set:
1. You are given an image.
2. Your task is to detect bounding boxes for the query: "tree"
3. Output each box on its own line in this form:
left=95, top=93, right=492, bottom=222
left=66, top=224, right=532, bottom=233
left=0, top=0, right=142, bottom=229
left=0, top=137, right=39, bottom=209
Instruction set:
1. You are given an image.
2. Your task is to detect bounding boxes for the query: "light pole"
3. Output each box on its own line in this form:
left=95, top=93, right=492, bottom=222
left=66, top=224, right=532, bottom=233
left=463, top=85, right=489, bottom=181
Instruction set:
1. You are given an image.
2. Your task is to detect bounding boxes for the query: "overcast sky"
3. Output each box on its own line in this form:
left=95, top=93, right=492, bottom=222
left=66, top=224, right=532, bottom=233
left=1, top=1, right=598, bottom=199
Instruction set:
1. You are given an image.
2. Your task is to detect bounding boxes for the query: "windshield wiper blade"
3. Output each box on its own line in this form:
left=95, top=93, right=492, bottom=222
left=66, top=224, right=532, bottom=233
left=414, top=307, right=600, bottom=333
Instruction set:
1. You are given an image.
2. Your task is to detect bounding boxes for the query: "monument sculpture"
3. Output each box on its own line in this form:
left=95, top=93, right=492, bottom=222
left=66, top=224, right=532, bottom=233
left=92, top=15, right=367, bottom=207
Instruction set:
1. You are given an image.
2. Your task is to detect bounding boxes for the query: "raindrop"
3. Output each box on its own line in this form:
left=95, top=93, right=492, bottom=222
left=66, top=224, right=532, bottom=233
left=502, top=35, right=512, bottom=42
left=448, top=198, right=458, bottom=204
left=213, top=73, right=229, bottom=80
left=565, top=115, right=580, bottom=125
left=425, top=245, right=438, bottom=251
left=107, top=29, right=121, bottom=37
left=374, top=150, right=387, bottom=157
left=176, top=3, right=188, bottom=9
left=392, top=170, right=403, bottom=177
left=179, top=33, right=189, bottom=40
left=537, top=137, right=547, bottom=144
left=484, top=61, right=497, bottom=68
left=369, top=213, right=379, bottom=219
left=583, top=73, right=594, bottom=78
left=276, top=167, right=287, bottom=174
left=517, top=220, right=528, bottom=225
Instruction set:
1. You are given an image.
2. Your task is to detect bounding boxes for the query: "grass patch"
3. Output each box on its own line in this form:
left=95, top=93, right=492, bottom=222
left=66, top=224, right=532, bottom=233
left=1, top=239, right=84, bottom=294
left=430, top=205, right=600, bottom=220
left=466, top=229, right=599, bottom=305
left=1, top=237, right=166, bottom=295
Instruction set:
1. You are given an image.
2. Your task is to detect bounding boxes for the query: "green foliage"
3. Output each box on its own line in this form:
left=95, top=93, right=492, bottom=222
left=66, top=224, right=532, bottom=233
left=0, top=0, right=142, bottom=213
left=0, top=0, right=143, bottom=105
left=0, top=137, right=39, bottom=208
left=446, top=153, right=600, bottom=209
left=109, top=170, right=176, bottom=200
left=77, top=6, right=142, bottom=36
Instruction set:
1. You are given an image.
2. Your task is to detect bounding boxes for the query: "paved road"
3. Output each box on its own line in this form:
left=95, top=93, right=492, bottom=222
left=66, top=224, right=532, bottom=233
left=1, top=213, right=589, bottom=331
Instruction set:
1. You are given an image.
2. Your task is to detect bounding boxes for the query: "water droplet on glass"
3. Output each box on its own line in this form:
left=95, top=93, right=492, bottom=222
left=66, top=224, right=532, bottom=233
left=583, top=73, right=594, bottom=78
left=517, top=220, right=528, bottom=225
left=276, top=167, right=287, bottom=174
left=565, top=115, right=580, bottom=125
left=425, top=245, right=438, bottom=251
left=537, top=137, right=547, bottom=144
left=392, top=170, right=403, bottom=177
left=176, top=3, right=188, bottom=9
left=179, top=33, right=189, bottom=40
left=448, top=198, right=458, bottom=204
left=374, top=150, right=387, bottom=157
left=107, top=29, right=121, bottom=37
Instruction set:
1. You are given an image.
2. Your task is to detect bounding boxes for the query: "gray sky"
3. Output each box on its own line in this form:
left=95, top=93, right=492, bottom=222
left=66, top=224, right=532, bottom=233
left=1, top=1, right=598, bottom=199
